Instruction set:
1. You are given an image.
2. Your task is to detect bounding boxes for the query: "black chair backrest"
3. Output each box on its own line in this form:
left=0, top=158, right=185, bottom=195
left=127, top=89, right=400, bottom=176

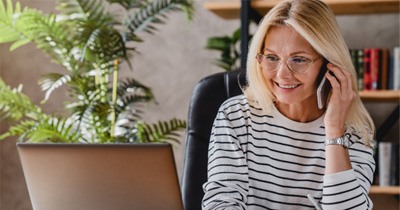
left=181, top=69, right=246, bottom=210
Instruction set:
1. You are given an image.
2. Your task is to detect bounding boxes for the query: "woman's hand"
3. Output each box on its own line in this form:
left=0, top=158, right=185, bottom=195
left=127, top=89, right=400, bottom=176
left=324, top=63, right=356, bottom=138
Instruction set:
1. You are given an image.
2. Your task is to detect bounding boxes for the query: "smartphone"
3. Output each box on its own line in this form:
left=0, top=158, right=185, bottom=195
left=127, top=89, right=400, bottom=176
left=316, top=59, right=331, bottom=109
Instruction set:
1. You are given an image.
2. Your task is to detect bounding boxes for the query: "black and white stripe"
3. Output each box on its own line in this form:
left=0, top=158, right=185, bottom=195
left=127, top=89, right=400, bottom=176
left=202, top=95, right=375, bottom=210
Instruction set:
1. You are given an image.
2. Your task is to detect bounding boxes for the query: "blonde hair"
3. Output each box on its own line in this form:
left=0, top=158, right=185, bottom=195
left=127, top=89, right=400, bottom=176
left=244, top=0, right=375, bottom=147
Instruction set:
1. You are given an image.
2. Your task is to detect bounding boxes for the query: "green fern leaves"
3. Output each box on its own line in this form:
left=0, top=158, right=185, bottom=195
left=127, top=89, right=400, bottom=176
left=0, top=79, right=41, bottom=121
left=0, top=78, right=82, bottom=143
left=124, top=0, right=193, bottom=34
left=0, top=0, right=192, bottom=144
left=135, top=118, right=187, bottom=143
left=0, top=0, right=28, bottom=50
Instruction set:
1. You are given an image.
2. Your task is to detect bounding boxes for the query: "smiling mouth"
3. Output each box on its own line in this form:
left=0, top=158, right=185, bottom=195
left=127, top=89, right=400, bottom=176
left=276, top=83, right=300, bottom=89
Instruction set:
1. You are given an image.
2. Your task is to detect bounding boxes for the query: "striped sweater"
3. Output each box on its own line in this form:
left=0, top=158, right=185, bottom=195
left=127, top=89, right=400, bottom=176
left=202, top=95, right=375, bottom=210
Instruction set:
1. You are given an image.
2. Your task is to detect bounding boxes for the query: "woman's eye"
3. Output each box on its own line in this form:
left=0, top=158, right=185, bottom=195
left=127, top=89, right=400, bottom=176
left=291, top=57, right=309, bottom=64
left=266, top=55, right=279, bottom=62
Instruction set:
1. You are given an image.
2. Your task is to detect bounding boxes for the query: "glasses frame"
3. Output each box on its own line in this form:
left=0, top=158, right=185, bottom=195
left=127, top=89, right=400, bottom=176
left=256, top=53, right=321, bottom=74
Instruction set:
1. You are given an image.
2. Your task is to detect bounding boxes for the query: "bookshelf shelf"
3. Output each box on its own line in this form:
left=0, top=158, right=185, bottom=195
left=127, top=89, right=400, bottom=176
left=360, top=90, right=400, bottom=102
left=204, top=0, right=400, bottom=19
left=370, top=186, right=400, bottom=195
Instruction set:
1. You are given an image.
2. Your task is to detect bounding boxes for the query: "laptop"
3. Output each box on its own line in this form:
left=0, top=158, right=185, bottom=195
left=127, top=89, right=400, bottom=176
left=17, top=143, right=184, bottom=210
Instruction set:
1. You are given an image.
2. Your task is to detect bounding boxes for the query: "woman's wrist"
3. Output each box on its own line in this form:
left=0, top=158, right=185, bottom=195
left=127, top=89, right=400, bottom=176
left=325, top=127, right=345, bottom=139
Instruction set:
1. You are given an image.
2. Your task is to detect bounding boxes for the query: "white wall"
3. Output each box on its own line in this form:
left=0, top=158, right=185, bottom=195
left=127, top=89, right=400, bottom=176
left=0, top=0, right=399, bottom=209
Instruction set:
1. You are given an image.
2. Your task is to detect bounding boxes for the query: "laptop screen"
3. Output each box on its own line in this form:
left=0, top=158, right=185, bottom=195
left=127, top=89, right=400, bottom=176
left=17, top=143, right=183, bottom=210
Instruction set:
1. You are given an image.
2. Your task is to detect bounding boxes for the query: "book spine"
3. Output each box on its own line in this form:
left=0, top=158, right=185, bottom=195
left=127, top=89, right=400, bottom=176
left=370, top=48, right=380, bottom=90
left=393, top=47, right=400, bottom=90
left=363, top=48, right=372, bottom=90
left=389, top=52, right=394, bottom=90
left=389, top=144, right=399, bottom=186
left=379, top=142, right=392, bottom=186
left=357, top=49, right=364, bottom=91
left=350, top=49, right=361, bottom=91
left=356, top=49, right=364, bottom=91
left=379, top=48, right=389, bottom=90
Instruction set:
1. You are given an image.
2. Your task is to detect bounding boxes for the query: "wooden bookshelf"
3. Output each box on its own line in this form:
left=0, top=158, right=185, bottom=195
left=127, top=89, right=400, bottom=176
left=360, top=90, right=400, bottom=102
left=370, top=186, right=400, bottom=195
left=204, top=0, right=400, bottom=19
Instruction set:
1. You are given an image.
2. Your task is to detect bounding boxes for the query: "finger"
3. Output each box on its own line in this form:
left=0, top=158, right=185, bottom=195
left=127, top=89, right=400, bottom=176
left=327, top=64, right=346, bottom=85
left=342, top=69, right=355, bottom=93
left=327, top=64, right=351, bottom=93
left=326, top=64, right=356, bottom=102
left=341, top=69, right=356, bottom=100
left=336, top=66, right=355, bottom=97
left=325, top=70, right=340, bottom=93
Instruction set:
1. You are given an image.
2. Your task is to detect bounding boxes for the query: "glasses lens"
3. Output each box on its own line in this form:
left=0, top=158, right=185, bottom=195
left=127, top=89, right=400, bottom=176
left=288, top=57, right=310, bottom=73
left=257, top=54, right=280, bottom=71
left=267, top=59, right=279, bottom=71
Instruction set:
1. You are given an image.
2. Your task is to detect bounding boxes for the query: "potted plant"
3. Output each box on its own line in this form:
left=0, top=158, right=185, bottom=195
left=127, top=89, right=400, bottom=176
left=0, top=0, right=194, bottom=144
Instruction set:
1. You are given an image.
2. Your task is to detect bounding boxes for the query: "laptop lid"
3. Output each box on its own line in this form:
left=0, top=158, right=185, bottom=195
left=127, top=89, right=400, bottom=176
left=17, top=143, right=183, bottom=210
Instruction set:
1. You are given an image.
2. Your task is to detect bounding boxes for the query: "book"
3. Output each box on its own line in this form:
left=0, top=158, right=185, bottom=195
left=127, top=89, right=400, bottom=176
left=393, top=47, right=400, bottom=90
left=379, top=48, right=389, bottom=90
left=378, top=142, right=400, bottom=186
left=379, top=142, right=392, bottom=186
left=349, top=49, right=364, bottom=91
left=389, top=143, right=399, bottom=186
left=363, top=48, right=372, bottom=90
left=370, top=48, right=380, bottom=90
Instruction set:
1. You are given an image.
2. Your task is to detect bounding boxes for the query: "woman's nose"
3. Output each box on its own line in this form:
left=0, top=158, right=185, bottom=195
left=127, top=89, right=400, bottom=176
left=276, top=61, right=293, bottom=79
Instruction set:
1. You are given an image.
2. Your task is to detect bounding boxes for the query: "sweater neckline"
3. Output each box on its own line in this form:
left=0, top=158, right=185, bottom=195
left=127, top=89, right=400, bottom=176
left=271, top=104, right=325, bottom=129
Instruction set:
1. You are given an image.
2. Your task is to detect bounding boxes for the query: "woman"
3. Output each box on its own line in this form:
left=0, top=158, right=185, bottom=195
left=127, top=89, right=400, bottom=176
left=202, top=0, right=375, bottom=209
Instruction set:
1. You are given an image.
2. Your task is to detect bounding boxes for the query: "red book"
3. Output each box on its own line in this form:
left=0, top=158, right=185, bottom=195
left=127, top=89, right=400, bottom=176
left=370, top=48, right=380, bottom=90
left=363, top=48, right=372, bottom=90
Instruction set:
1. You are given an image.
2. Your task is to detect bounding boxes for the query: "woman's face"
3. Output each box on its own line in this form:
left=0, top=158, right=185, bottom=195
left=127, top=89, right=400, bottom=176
left=260, top=26, right=323, bottom=107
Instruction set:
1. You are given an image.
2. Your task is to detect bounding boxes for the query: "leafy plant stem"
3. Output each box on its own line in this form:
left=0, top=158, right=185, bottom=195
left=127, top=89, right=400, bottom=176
left=110, top=59, right=119, bottom=138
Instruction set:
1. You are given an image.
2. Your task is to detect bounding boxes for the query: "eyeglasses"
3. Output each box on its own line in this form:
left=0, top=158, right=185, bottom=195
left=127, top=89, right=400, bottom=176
left=256, top=54, right=320, bottom=74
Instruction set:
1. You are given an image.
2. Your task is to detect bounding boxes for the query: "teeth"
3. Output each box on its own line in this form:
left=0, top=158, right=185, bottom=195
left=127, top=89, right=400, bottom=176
left=278, top=84, right=298, bottom=89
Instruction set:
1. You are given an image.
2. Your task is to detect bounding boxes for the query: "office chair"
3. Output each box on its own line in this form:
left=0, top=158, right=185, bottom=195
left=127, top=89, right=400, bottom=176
left=181, top=69, right=246, bottom=210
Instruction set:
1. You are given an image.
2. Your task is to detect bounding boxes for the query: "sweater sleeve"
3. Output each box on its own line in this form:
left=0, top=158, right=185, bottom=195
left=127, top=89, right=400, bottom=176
left=321, top=133, right=375, bottom=210
left=202, top=107, right=249, bottom=210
